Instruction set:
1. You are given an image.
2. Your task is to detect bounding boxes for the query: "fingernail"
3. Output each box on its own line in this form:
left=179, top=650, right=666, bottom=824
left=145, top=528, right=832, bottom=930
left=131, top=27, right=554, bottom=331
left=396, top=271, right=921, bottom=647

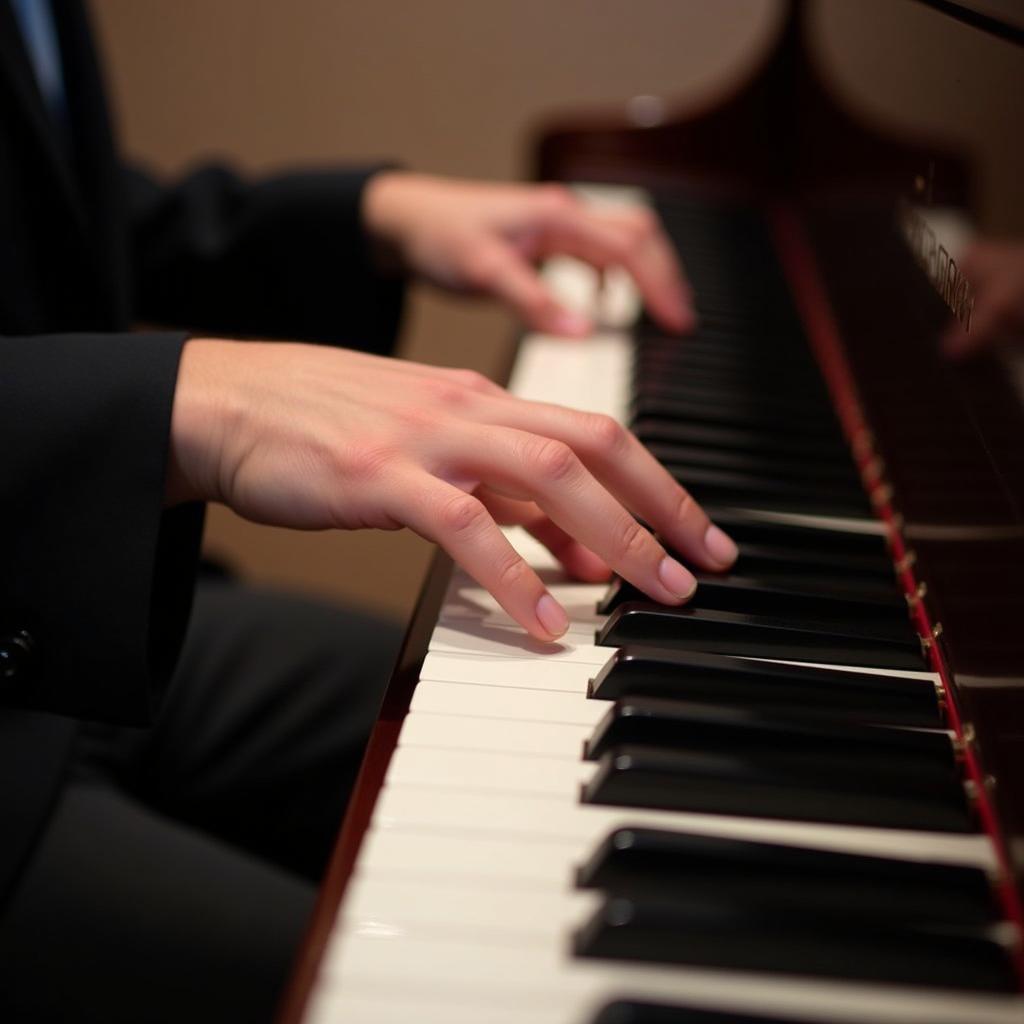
left=535, top=593, right=569, bottom=637
left=704, top=523, right=739, bottom=567
left=552, top=310, right=591, bottom=337
left=658, top=556, right=697, bottom=600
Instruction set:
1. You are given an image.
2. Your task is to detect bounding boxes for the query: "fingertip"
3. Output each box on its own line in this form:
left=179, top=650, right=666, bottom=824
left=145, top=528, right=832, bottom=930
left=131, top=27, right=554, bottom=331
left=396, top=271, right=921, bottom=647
left=657, top=556, right=698, bottom=602
left=550, top=309, right=592, bottom=338
left=703, top=523, right=739, bottom=569
left=535, top=592, right=570, bottom=638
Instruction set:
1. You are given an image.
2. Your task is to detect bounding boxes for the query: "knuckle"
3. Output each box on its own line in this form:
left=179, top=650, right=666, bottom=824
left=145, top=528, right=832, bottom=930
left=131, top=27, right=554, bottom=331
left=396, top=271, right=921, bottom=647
left=613, top=517, right=652, bottom=562
left=579, top=412, right=626, bottom=457
left=671, top=486, right=704, bottom=527
left=464, top=249, right=504, bottom=289
left=437, top=492, right=488, bottom=537
left=337, top=441, right=397, bottom=483
left=420, top=376, right=470, bottom=408
left=629, top=206, right=658, bottom=234
left=538, top=182, right=575, bottom=211
left=494, top=554, right=531, bottom=593
left=448, top=368, right=497, bottom=393
left=527, top=437, right=579, bottom=483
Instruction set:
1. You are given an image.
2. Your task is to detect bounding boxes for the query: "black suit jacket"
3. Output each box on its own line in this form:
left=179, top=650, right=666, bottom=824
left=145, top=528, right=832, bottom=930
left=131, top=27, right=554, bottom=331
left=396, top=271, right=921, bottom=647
left=0, top=0, right=404, bottom=898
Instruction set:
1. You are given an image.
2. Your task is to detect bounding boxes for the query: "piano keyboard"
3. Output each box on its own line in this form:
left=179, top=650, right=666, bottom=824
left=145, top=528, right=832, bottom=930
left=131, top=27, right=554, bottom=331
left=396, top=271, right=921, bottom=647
left=299, top=188, right=1024, bottom=1024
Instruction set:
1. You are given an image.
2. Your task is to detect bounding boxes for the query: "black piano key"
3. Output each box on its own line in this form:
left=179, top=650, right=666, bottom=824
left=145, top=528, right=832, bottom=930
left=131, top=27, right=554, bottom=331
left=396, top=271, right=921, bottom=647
left=596, top=604, right=925, bottom=671
left=664, top=466, right=871, bottom=518
left=573, top=895, right=1016, bottom=992
left=633, top=381, right=838, bottom=421
left=633, top=395, right=849, bottom=443
left=695, top=511, right=891, bottom=558
left=580, top=745, right=973, bottom=831
left=576, top=828, right=999, bottom=927
left=646, top=441, right=862, bottom=486
left=597, top=566, right=897, bottom=615
left=723, top=541, right=896, bottom=582
left=588, top=647, right=943, bottom=727
left=598, top=574, right=910, bottom=632
left=591, top=1001, right=840, bottom=1024
left=582, top=698, right=957, bottom=782
left=633, top=417, right=851, bottom=461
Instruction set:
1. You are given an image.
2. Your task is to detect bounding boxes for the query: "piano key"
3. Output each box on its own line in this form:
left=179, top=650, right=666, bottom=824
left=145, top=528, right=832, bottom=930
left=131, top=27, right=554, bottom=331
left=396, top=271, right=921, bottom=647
left=632, top=417, right=853, bottom=460
left=589, top=1001, right=860, bottom=1024
left=692, top=507, right=890, bottom=550
left=575, top=828, right=1000, bottom=927
left=317, top=925, right=1024, bottom=1024
left=410, top=678, right=607, bottom=725
left=645, top=441, right=863, bottom=485
left=399, top=708, right=591, bottom=757
left=419, top=651, right=591, bottom=693
left=598, top=573, right=910, bottom=625
left=662, top=465, right=871, bottom=518
left=572, top=895, right=1017, bottom=992
left=370, top=778, right=996, bottom=869
left=429, top=622, right=612, bottom=665
left=587, top=647, right=943, bottom=726
left=581, top=746, right=974, bottom=832
left=596, top=604, right=925, bottom=670
left=582, top=699, right=957, bottom=781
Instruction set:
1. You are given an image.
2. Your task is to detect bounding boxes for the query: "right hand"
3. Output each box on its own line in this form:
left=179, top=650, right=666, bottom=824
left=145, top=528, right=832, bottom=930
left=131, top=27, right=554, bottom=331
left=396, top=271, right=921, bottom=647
left=168, top=340, right=737, bottom=642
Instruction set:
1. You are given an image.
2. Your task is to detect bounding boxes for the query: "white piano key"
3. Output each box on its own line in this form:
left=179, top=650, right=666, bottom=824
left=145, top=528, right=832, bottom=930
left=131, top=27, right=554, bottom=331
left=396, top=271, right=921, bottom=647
left=340, top=874, right=599, bottom=939
left=428, top=623, right=610, bottom=665
left=371, top=783, right=999, bottom=871
left=399, top=710, right=592, bottom=757
left=304, top=988, right=575, bottom=1024
left=356, top=826, right=581, bottom=886
left=319, top=928, right=1024, bottom=1024
left=508, top=333, right=634, bottom=417
left=409, top=678, right=607, bottom=725
left=385, top=743, right=594, bottom=796
left=418, top=651, right=596, bottom=693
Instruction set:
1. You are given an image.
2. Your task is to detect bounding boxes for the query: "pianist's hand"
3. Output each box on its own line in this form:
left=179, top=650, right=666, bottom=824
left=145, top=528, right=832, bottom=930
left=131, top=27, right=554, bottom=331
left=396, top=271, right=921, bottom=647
left=362, top=172, right=695, bottom=336
left=943, top=240, right=1024, bottom=358
left=167, top=340, right=737, bottom=641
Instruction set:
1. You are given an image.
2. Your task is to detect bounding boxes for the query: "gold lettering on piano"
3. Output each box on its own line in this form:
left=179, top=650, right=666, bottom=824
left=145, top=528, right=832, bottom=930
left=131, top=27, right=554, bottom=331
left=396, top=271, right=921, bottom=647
left=897, top=199, right=975, bottom=332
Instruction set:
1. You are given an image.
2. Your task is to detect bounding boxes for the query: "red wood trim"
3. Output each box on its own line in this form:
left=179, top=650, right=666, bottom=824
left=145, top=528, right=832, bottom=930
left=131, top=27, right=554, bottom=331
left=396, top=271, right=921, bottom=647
left=772, top=203, right=1024, bottom=987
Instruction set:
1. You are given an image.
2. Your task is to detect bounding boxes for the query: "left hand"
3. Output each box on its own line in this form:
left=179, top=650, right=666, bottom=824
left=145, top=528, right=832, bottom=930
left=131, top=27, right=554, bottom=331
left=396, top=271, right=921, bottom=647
left=362, top=172, right=694, bottom=336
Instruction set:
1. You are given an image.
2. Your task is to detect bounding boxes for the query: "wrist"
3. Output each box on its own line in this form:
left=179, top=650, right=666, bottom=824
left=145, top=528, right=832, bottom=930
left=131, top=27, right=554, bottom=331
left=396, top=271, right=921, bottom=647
left=166, top=338, right=241, bottom=507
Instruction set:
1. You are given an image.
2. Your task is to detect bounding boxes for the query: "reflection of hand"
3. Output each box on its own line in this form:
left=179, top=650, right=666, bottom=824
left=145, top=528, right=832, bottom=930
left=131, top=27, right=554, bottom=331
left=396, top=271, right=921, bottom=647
left=943, top=240, right=1024, bottom=358
left=362, top=173, right=694, bottom=336
left=168, top=341, right=737, bottom=641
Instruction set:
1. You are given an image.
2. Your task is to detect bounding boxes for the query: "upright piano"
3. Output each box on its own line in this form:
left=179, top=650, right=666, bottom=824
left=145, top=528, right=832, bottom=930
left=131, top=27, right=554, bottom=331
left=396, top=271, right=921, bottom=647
left=282, top=2, right=1024, bottom=1021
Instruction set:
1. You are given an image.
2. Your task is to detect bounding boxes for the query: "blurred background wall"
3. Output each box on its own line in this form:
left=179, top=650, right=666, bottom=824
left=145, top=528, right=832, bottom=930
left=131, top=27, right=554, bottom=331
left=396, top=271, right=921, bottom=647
left=88, top=0, right=1022, bottom=625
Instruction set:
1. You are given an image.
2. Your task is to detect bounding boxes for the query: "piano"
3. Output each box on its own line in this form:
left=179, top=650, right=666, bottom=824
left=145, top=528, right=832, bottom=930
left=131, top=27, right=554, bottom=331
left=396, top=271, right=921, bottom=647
left=281, top=2, right=1024, bottom=1021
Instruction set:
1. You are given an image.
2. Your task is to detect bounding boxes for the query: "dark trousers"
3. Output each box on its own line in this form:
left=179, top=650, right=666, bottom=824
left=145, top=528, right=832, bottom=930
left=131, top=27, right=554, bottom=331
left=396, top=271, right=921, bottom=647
left=0, top=578, right=403, bottom=1023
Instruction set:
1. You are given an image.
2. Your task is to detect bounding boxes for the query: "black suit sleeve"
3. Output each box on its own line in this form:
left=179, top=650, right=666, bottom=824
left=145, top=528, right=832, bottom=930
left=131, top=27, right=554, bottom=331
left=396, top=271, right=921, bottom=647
left=125, top=163, right=405, bottom=353
left=0, top=330, right=203, bottom=725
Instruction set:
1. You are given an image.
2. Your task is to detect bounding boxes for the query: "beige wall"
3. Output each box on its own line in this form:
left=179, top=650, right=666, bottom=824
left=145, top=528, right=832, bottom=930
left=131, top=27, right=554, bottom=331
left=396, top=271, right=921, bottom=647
left=88, top=0, right=1022, bottom=622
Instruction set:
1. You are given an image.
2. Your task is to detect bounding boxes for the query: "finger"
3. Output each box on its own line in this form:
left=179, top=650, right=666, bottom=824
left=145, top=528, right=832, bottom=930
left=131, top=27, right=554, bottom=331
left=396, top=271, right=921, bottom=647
left=476, top=488, right=612, bottom=582
left=598, top=206, right=697, bottom=331
left=538, top=203, right=695, bottom=334
left=450, top=424, right=699, bottom=604
left=471, top=396, right=737, bottom=572
left=466, top=237, right=592, bottom=337
left=391, top=470, right=571, bottom=641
